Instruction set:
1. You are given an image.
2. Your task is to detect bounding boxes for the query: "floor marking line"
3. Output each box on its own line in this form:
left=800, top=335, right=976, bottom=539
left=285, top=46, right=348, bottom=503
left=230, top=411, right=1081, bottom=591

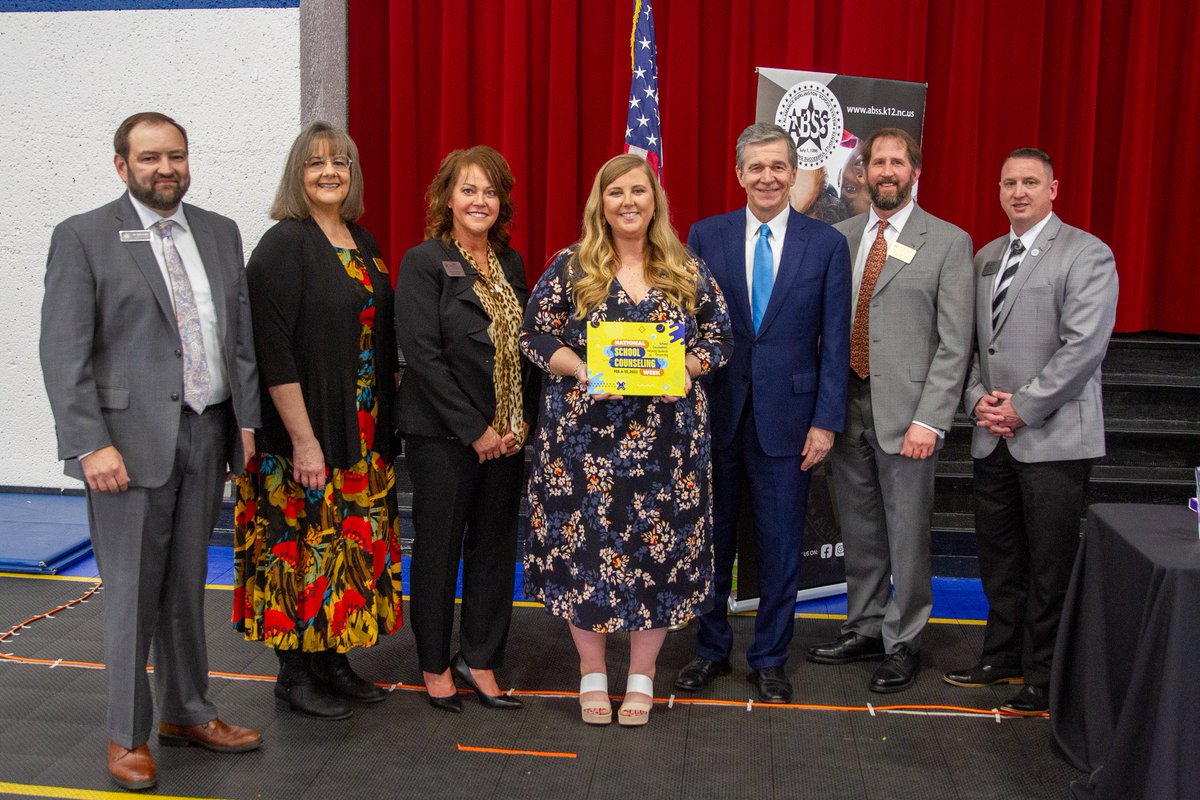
left=0, top=781, right=232, bottom=800
left=456, top=743, right=576, bottom=759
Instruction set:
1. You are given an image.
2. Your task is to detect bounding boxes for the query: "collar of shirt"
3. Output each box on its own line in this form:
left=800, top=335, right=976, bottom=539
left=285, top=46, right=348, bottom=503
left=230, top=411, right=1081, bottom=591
left=128, top=191, right=190, bottom=234
left=866, top=198, right=917, bottom=240
left=1007, top=213, right=1052, bottom=257
left=743, top=204, right=789, bottom=289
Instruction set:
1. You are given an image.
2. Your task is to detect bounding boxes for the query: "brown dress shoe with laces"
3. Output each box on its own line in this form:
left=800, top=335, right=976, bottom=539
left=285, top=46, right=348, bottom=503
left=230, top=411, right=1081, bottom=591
left=158, top=718, right=263, bottom=753
left=107, top=740, right=156, bottom=791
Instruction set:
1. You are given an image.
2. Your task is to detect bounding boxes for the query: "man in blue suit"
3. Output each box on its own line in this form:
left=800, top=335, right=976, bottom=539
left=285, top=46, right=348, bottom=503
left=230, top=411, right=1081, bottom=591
left=674, top=123, right=851, bottom=703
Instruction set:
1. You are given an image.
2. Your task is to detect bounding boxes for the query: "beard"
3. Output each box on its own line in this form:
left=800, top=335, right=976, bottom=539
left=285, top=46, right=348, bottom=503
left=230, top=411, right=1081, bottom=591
left=868, top=175, right=914, bottom=211
left=128, top=173, right=190, bottom=211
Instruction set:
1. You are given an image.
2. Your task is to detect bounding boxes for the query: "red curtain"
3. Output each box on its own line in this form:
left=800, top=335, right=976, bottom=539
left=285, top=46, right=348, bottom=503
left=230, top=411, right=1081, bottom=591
left=350, top=0, right=1200, bottom=334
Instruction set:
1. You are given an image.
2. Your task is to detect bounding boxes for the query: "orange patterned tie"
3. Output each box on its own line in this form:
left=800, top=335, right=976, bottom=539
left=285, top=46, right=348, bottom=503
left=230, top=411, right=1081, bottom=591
left=850, top=220, right=888, bottom=379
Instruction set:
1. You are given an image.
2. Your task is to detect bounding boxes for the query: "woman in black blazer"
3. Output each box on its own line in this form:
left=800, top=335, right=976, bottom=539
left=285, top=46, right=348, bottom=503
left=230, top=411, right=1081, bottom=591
left=234, top=122, right=403, bottom=721
left=395, top=146, right=537, bottom=712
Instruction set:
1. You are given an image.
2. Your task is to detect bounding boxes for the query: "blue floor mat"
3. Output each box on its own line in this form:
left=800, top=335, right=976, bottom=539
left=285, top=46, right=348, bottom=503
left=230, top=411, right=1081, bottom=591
left=0, top=495, right=91, bottom=574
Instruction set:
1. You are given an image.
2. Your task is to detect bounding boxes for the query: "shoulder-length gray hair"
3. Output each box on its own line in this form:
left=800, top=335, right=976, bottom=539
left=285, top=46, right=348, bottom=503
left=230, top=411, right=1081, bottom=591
left=270, top=121, right=365, bottom=222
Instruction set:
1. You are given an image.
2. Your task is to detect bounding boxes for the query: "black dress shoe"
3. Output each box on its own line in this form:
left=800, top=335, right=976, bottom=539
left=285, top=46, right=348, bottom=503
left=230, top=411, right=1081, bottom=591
left=749, top=666, right=793, bottom=703
left=673, top=656, right=732, bottom=692
left=311, top=651, right=388, bottom=704
left=450, top=652, right=523, bottom=709
left=274, top=676, right=353, bottom=719
left=424, top=691, right=464, bottom=713
left=1000, top=684, right=1049, bottom=716
left=807, top=632, right=886, bottom=665
left=869, top=646, right=920, bottom=693
left=943, top=663, right=1024, bottom=688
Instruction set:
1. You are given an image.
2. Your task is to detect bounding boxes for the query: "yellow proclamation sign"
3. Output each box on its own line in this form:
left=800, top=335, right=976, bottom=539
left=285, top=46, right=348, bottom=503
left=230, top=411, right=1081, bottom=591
left=585, top=320, right=685, bottom=396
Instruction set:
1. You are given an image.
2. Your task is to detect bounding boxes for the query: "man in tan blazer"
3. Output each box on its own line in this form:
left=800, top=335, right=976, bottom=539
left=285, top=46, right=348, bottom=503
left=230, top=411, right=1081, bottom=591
left=807, top=128, right=975, bottom=694
left=943, top=148, right=1117, bottom=715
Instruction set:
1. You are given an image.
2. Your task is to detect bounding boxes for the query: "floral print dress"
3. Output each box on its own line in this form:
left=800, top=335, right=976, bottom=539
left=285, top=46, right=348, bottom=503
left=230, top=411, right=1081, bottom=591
left=233, top=247, right=403, bottom=652
left=520, top=250, right=733, bottom=632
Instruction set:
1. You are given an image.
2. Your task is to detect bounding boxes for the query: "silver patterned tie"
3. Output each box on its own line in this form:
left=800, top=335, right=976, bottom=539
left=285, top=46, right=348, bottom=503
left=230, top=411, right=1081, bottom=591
left=153, top=219, right=211, bottom=412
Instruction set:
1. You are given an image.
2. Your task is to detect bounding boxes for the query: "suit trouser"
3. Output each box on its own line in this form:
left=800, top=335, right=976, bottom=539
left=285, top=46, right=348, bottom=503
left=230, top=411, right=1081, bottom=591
left=87, top=404, right=227, bottom=749
left=832, top=376, right=936, bottom=654
left=973, top=440, right=1090, bottom=687
left=697, top=403, right=810, bottom=670
left=405, top=435, right=523, bottom=674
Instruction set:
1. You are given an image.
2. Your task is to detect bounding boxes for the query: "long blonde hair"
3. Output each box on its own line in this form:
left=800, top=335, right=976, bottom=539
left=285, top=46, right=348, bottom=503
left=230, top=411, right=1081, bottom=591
left=571, top=154, right=697, bottom=319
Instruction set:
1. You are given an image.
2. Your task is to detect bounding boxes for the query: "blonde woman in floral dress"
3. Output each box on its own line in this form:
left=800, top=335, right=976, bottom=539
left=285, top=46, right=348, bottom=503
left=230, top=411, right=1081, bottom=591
left=521, top=154, right=732, bottom=726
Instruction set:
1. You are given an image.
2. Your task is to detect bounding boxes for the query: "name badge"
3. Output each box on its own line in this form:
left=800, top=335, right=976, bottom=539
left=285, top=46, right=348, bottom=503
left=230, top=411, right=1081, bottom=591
left=888, top=241, right=916, bottom=264
left=441, top=260, right=465, bottom=277
left=119, top=229, right=152, bottom=243
left=373, top=257, right=389, bottom=274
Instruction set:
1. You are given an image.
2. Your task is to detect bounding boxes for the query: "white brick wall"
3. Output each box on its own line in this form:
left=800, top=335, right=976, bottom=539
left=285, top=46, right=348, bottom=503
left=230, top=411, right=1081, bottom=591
left=0, top=6, right=301, bottom=488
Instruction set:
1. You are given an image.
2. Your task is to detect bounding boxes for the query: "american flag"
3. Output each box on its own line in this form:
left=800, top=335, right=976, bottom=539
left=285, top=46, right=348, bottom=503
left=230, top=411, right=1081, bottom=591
left=623, top=0, right=662, bottom=178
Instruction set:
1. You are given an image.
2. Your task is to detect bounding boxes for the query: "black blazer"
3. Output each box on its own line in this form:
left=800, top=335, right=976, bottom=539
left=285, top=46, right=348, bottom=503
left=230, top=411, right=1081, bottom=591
left=246, top=217, right=398, bottom=466
left=394, top=238, right=539, bottom=445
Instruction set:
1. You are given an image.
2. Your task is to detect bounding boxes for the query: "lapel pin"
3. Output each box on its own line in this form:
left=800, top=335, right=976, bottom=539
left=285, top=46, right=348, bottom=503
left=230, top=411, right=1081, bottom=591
left=1031, top=248, right=1041, bottom=257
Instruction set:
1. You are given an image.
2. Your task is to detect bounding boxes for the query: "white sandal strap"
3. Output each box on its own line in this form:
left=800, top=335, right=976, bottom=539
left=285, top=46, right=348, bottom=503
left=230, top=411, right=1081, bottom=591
left=625, top=673, right=655, bottom=697
left=580, top=672, right=609, bottom=695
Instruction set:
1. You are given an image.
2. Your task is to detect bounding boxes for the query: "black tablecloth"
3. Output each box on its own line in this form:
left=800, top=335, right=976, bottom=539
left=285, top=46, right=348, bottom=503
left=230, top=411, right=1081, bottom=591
left=1051, top=503, right=1200, bottom=800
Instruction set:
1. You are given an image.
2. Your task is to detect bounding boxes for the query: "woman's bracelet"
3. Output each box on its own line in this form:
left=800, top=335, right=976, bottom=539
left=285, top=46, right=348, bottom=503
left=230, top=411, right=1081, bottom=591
left=572, top=362, right=587, bottom=381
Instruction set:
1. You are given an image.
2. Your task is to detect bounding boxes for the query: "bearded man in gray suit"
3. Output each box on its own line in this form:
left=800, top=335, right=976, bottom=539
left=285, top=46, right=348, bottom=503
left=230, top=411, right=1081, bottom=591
left=807, top=128, right=975, bottom=693
left=39, top=112, right=263, bottom=790
left=943, top=148, right=1117, bottom=715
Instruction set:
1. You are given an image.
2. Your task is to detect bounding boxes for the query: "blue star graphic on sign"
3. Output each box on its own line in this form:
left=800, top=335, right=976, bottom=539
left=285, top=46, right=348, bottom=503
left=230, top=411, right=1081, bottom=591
left=616, top=381, right=627, bottom=391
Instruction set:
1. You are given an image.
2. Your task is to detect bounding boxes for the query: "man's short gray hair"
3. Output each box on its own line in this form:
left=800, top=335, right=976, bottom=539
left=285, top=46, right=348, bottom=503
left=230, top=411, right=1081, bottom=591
left=735, top=123, right=798, bottom=170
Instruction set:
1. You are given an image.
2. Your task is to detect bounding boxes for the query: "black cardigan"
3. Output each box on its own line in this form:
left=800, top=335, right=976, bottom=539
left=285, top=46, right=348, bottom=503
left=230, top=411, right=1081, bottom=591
left=393, top=238, right=539, bottom=445
left=246, top=217, right=398, bottom=466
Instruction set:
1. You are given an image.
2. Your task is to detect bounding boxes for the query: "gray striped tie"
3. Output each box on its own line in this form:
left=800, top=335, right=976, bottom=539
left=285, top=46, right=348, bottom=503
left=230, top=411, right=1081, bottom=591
left=991, top=239, right=1026, bottom=331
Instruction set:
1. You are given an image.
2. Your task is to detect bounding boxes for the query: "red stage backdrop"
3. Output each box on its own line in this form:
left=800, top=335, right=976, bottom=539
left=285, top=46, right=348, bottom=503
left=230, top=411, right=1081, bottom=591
left=349, top=0, right=1200, bottom=334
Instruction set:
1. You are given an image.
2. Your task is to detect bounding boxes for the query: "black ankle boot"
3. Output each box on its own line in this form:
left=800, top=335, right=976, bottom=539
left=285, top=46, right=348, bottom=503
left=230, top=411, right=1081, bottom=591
left=311, top=650, right=387, bottom=704
left=274, top=648, right=353, bottom=719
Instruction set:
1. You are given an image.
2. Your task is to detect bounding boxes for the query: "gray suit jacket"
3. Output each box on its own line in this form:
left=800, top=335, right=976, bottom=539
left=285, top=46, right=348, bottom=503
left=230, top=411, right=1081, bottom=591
left=40, top=194, right=260, bottom=487
left=835, top=204, right=975, bottom=454
left=965, top=213, right=1117, bottom=462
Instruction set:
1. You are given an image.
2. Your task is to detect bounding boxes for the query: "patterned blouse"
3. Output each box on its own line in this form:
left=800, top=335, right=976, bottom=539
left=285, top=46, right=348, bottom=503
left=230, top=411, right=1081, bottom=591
left=454, top=239, right=527, bottom=446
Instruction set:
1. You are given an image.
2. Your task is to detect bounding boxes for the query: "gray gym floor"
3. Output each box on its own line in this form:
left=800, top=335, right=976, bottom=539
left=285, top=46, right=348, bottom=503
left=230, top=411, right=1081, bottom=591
left=0, top=574, right=1081, bottom=799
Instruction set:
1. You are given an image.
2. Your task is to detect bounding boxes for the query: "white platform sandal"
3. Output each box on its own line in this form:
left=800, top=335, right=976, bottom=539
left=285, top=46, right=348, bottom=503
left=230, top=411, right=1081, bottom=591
left=618, top=673, right=655, bottom=727
left=579, top=672, right=612, bottom=725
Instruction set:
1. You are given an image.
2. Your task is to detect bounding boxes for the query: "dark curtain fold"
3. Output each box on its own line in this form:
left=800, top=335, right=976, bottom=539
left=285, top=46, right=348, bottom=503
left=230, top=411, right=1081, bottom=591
left=350, top=0, right=1199, bottom=333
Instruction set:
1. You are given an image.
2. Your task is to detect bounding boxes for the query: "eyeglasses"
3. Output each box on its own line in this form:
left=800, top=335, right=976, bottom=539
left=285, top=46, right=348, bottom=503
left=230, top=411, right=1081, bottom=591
left=305, top=156, right=353, bottom=172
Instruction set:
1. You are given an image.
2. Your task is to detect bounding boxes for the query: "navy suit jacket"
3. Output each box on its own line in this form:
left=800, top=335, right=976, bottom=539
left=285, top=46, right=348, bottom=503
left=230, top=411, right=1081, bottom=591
left=688, top=207, right=851, bottom=457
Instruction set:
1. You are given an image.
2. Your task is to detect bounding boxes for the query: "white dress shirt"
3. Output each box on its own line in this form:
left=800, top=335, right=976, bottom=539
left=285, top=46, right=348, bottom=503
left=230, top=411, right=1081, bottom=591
left=849, top=200, right=942, bottom=438
left=128, top=192, right=231, bottom=406
left=743, top=205, right=789, bottom=293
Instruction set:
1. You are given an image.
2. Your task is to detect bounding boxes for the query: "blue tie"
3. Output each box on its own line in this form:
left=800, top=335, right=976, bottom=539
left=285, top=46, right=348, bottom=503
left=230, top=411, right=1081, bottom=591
left=752, top=223, right=773, bottom=332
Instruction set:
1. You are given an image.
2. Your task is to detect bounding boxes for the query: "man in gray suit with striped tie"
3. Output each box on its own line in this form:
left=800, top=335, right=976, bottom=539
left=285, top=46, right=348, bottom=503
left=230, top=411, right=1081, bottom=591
left=39, top=112, right=263, bottom=790
left=943, top=148, right=1117, bottom=715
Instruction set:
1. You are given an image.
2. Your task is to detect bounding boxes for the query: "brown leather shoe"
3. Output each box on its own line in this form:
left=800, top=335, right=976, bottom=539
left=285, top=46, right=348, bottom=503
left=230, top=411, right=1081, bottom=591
left=158, top=718, right=263, bottom=753
left=107, top=740, right=156, bottom=791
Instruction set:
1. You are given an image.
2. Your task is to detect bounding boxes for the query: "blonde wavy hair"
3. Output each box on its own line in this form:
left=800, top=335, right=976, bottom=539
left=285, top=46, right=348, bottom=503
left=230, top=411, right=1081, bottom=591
left=571, top=154, right=697, bottom=319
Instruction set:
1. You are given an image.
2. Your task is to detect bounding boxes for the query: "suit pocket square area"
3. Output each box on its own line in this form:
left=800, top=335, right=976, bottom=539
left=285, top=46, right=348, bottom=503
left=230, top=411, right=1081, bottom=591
left=97, top=386, right=130, bottom=409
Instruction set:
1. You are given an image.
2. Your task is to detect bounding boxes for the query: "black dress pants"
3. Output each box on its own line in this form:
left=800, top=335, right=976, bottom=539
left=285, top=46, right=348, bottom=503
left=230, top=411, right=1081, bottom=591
left=973, top=440, right=1091, bottom=687
left=405, top=435, right=524, bottom=673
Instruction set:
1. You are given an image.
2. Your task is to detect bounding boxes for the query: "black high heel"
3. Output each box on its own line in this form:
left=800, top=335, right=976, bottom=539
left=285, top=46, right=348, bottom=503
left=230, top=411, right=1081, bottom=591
left=423, top=691, right=463, bottom=713
left=450, top=652, right=523, bottom=710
